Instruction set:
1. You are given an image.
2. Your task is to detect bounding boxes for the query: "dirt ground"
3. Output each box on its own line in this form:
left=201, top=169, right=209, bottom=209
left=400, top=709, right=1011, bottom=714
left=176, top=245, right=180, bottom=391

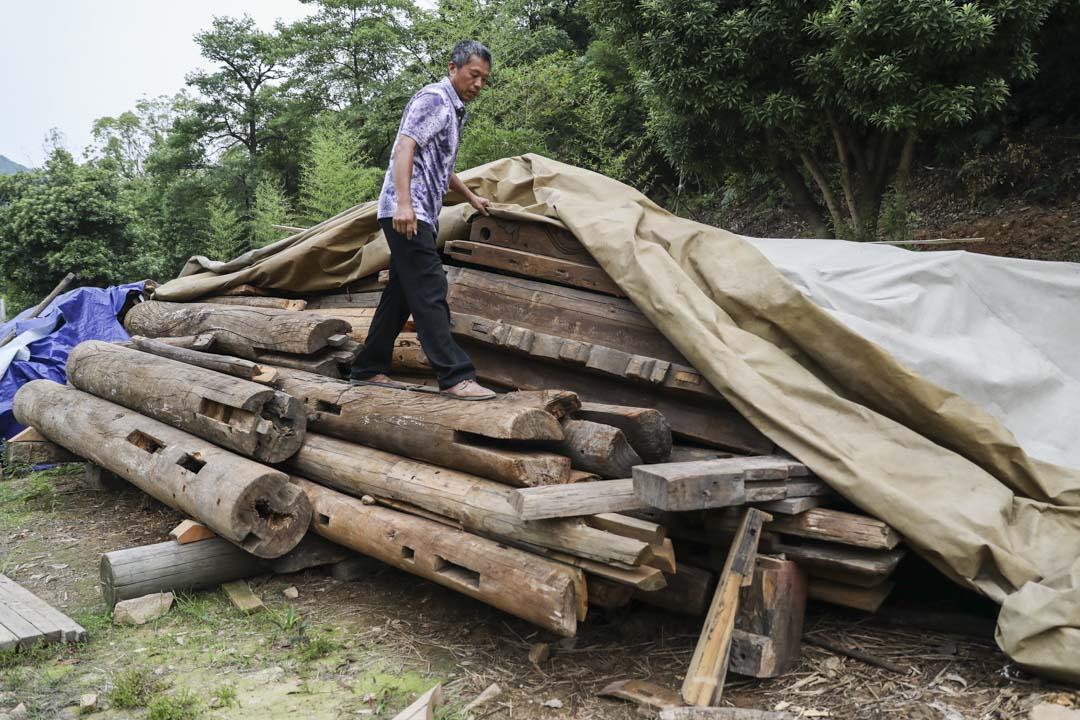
left=0, top=467, right=1077, bottom=720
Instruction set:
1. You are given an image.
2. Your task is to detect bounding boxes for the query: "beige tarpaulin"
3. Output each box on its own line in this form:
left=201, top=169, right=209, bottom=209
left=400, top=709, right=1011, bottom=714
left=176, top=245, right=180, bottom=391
left=156, top=155, right=1080, bottom=682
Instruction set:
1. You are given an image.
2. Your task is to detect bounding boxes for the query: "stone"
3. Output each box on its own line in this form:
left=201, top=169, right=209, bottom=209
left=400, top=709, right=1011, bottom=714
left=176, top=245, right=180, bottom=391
left=283, top=586, right=299, bottom=600
left=113, top=592, right=174, bottom=625
left=79, top=694, right=97, bottom=714
left=10, top=704, right=27, bottom=719
left=1031, top=704, right=1080, bottom=720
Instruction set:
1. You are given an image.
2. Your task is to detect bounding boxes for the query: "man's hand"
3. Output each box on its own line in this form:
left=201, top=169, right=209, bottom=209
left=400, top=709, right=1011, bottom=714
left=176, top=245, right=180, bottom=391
left=393, top=202, right=418, bottom=239
left=467, top=191, right=492, bottom=216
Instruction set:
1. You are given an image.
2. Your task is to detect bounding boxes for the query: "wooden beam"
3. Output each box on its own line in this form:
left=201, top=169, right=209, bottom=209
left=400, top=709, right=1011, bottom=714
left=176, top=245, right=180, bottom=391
left=446, top=240, right=624, bottom=296
left=682, top=508, right=768, bottom=707
left=287, top=433, right=651, bottom=567
left=470, top=216, right=599, bottom=266
left=129, top=336, right=274, bottom=382
left=392, top=684, right=442, bottom=720
left=558, top=420, right=641, bottom=479
left=764, top=536, right=905, bottom=582
left=573, top=402, right=672, bottom=463
left=808, top=577, right=895, bottom=612
left=124, top=301, right=351, bottom=358
left=764, top=508, right=901, bottom=550
left=586, top=513, right=666, bottom=544
left=68, top=341, right=306, bottom=463
left=297, top=478, right=581, bottom=636
left=263, top=367, right=573, bottom=487
left=222, top=580, right=264, bottom=614
left=201, top=296, right=307, bottom=311
left=510, top=479, right=646, bottom=520
left=5, top=439, right=80, bottom=466
left=14, top=381, right=311, bottom=559
left=254, top=350, right=343, bottom=378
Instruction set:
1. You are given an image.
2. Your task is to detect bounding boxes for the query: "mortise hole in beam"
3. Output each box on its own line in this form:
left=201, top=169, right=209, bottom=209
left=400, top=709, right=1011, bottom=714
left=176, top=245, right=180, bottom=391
left=479, top=226, right=492, bottom=241
left=198, top=397, right=234, bottom=424
left=126, top=430, right=165, bottom=454
left=176, top=453, right=205, bottom=474
left=315, top=399, right=342, bottom=416
left=401, top=546, right=415, bottom=562
left=432, top=556, right=480, bottom=588
left=317, top=513, right=330, bottom=526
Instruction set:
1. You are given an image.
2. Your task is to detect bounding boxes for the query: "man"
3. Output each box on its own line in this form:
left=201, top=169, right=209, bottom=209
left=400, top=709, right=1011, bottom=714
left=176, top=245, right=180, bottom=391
left=350, top=40, right=497, bottom=400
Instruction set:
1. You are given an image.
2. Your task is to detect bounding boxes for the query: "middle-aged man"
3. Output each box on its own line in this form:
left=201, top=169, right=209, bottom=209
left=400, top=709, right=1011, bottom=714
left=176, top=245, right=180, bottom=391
left=351, top=40, right=497, bottom=400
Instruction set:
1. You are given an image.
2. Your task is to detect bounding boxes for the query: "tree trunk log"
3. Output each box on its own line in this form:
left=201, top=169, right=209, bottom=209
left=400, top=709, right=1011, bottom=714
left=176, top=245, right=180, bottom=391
left=286, top=433, right=651, bottom=566
left=296, top=477, right=581, bottom=636
left=67, top=341, right=305, bottom=464
left=13, top=381, right=310, bottom=558
left=128, top=336, right=275, bottom=383
left=124, top=301, right=351, bottom=358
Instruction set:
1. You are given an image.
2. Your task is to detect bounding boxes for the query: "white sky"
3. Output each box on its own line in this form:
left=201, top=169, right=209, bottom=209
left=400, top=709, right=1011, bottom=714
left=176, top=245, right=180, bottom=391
left=0, top=0, right=315, bottom=168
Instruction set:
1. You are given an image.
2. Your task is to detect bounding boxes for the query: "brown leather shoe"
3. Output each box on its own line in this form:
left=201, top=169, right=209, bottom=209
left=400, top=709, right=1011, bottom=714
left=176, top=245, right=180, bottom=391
left=440, top=379, right=496, bottom=401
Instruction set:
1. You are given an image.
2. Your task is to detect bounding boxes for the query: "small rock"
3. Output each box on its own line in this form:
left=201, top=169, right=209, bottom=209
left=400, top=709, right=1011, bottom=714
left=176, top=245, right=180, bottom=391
left=10, top=704, right=27, bottom=718
left=79, top=694, right=97, bottom=714
left=542, top=698, right=563, bottom=709
left=209, top=698, right=222, bottom=709
left=1032, top=703, right=1080, bottom=720
left=113, top=592, right=174, bottom=625
left=283, top=586, right=299, bottom=600
left=528, top=642, right=550, bottom=666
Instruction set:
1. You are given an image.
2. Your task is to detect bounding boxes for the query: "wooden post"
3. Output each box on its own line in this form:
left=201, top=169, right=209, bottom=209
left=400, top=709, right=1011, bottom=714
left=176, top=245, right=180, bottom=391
left=68, top=341, right=306, bottom=463
left=296, top=477, right=581, bottom=637
left=124, top=301, right=351, bottom=359
left=129, top=336, right=275, bottom=382
left=682, top=508, right=769, bottom=706
left=14, top=381, right=310, bottom=558
left=286, top=433, right=652, bottom=567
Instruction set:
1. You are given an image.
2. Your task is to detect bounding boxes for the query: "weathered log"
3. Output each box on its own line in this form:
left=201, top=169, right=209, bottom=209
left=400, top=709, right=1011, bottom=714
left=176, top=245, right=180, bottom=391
left=559, top=420, right=642, bottom=478
left=99, top=534, right=351, bottom=607
left=574, top=403, right=672, bottom=463
left=129, top=336, right=276, bottom=382
left=201, top=296, right=307, bottom=311
left=255, top=351, right=343, bottom=378
left=304, top=291, right=382, bottom=310
left=286, top=433, right=651, bottom=566
left=263, top=367, right=573, bottom=486
left=67, top=341, right=305, bottom=464
left=510, top=479, right=647, bottom=520
left=124, top=301, right=351, bottom=358
left=14, top=381, right=310, bottom=558
left=296, top=477, right=581, bottom=636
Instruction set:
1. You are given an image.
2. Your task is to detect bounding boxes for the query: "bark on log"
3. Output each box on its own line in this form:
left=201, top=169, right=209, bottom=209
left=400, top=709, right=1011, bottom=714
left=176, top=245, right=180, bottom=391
left=263, top=367, right=573, bottom=486
left=124, top=301, right=351, bottom=358
left=296, top=477, right=581, bottom=636
left=201, top=296, right=308, bottom=311
left=67, top=341, right=305, bottom=464
left=558, top=419, right=642, bottom=478
left=286, top=433, right=651, bottom=566
left=14, top=381, right=310, bottom=558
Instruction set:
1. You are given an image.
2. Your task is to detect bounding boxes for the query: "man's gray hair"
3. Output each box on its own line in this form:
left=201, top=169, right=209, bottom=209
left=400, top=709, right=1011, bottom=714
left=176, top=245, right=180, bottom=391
left=450, top=40, right=492, bottom=68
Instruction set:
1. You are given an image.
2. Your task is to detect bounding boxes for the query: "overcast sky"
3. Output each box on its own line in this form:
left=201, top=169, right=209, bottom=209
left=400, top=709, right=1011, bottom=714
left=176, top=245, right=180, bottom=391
left=0, top=0, right=315, bottom=168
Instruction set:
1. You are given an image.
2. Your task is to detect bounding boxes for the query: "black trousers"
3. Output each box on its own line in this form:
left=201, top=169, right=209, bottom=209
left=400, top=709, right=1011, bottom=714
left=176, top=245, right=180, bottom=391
left=351, top=219, right=475, bottom=389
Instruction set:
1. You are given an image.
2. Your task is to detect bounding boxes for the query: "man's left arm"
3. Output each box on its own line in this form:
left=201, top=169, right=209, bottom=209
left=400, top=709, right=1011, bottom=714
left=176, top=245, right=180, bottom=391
left=450, top=174, right=491, bottom=216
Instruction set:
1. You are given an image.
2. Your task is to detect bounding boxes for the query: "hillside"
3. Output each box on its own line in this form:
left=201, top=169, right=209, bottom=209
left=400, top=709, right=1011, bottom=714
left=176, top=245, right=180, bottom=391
left=0, top=154, right=29, bottom=175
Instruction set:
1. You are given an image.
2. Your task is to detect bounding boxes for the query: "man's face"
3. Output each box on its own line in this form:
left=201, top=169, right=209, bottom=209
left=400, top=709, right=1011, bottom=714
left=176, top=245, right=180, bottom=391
left=448, top=57, right=491, bottom=103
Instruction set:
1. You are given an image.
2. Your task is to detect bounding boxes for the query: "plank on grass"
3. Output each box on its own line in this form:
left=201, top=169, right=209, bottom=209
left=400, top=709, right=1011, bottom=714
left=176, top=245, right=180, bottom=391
left=222, top=580, right=264, bottom=614
left=0, top=574, right=86, bottom=646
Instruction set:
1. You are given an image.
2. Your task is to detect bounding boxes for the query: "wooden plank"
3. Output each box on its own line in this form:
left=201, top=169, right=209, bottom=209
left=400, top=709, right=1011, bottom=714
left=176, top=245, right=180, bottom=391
left=169, top=520, right=217, bottom=545
left=255, top=350, right=343, bottom=378
left=451, top=340, right=773, bottom=454
left=647, top=538, right=678, bottom=574
left=288, top=433, right=652, bottom=567
left=510, top=479, right=647, bottom=520
left=470, top=216, right=599, bottom=266
left=543, top=550, right=667, bottom=591
left=667, top=445, right=734, bottom=463
left=0, top=622, right=18, bottom=652
left=558, top=420, right=641, bottom=479
left=765, top=508, right=901, bottom=550
left=446, top=240, right=625, bottom=296
left=221, top=580, right=264, bottom=614
left=6, top=439, right=81, bottom=466
left=304, top=292, right=382, bottom=310
left=574, top=402, right=672, bottom=463
left=633, top=461, right=748, bottom=511
left=765, top=536, right=906, bottom=581
left=392, top=684, right=442, bottom=720
left=784, top=479, right=833, bottom=498
left=586, top=513, right=666, bottom=544
left=751, top=496, right=828, bottom=515
left=0, top=575, right=85, bottom=644
left=682, top=509, right=768, bottom=707
left=8, top=427, right=46, bottom=443
left=129, top=336, right=271, bottom=382
left=201, top=296, right=307, bottom=311
left=298, top=479, right=581, bottom=636
left=598, top=679, right=681, bottom=711
left=730, top=557, right=805, bottom=678
left=808, top=577, right=895, bottom=612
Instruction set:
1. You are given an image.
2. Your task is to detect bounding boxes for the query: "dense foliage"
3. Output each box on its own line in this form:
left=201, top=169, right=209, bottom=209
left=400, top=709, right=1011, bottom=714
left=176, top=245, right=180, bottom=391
left=0, top=0, right=1074, bottom=308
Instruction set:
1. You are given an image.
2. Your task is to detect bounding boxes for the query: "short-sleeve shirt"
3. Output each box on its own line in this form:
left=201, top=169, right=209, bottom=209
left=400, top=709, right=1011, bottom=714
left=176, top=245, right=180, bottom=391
left=378, top=77, right=465, bottom=232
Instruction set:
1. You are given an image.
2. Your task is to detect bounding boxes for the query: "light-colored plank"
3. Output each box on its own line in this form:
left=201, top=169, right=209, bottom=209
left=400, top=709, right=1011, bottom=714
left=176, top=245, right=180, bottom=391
left=808, top=577, right=895, bottom=612
left=169, top=520, right=217, bottom=545
left=767, top=508, right=901, bottom=550
left=509, top=479, right=646, bottom=520
left=392, top=684, right=442, bottom=720
left=221, top=580, right=264, bottom=614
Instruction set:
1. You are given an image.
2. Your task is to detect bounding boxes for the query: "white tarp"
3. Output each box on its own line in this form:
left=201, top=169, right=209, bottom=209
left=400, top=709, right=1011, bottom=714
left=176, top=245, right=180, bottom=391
left=749, top=239, right=1080, bottom=471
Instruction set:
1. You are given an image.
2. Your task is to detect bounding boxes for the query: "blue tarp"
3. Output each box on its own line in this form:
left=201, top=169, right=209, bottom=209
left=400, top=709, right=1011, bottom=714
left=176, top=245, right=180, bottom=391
left=0, top=282, right=145, bottom=439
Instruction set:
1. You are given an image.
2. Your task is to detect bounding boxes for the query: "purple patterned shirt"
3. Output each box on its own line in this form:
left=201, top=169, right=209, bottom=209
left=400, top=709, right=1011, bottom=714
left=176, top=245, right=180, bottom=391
left=378, top=77, right=465, bottom=232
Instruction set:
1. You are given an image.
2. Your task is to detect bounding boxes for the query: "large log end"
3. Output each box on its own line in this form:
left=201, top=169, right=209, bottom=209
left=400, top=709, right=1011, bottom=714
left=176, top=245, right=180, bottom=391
left=232, top=477, right=313, bottom=558
left=253, top=392, right=308, bottom=464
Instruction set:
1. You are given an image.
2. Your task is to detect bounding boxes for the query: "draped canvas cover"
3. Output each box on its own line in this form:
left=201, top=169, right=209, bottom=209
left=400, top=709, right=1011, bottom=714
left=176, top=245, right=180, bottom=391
left=156, top=155, right=1080, bottom=681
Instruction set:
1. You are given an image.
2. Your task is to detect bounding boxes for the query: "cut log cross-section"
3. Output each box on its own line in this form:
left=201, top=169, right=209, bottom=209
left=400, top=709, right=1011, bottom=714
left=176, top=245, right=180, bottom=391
left=296, top=477, right=582, bottom=636
left=68, top=341, right=305, bottom=463
left=124, top=301, right=350, bottom=359
left=13, top=381, right=310, bottom=559
left=573, top=402, right=672, bottom=463
left=262, top=367, right=575, bottom=487
left=286, top=433, right=651, bottom=567
left=558, top=420, right=641, bottom=478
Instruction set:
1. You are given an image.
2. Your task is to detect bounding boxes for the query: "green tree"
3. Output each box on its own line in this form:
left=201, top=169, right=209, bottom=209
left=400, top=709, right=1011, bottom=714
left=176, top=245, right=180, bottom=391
left=205, top=193, right=245, bottom=260
left=251, top=176, right=293, bottom=248
left=593, top=0, right=1059, bottom=238
left=299, top=115, right=383, bottom=225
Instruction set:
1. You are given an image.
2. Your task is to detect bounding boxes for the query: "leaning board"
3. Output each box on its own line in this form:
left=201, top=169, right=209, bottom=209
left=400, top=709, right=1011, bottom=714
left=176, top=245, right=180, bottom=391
left=0, top=574, right=86, bottom=650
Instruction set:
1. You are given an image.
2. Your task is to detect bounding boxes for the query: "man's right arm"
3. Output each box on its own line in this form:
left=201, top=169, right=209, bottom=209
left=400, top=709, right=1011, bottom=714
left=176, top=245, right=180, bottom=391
left=392, top=136, right=418, bottom=239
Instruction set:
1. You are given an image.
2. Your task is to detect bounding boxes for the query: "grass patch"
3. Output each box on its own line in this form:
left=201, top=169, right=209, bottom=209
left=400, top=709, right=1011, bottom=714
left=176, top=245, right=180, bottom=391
left=211, top=683, right=239, bottom=708
left=148, top=688, right=203, bottom=720
left=0, top=639, right=66, bottom=669
left=297, top=632, right=339, bottom=663
left=108, top=667, right=170, bottom=709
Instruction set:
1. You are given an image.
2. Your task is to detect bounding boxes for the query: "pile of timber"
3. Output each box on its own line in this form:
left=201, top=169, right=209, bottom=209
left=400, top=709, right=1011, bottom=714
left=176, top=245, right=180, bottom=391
left=6, top=215, right=911, bottom=708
